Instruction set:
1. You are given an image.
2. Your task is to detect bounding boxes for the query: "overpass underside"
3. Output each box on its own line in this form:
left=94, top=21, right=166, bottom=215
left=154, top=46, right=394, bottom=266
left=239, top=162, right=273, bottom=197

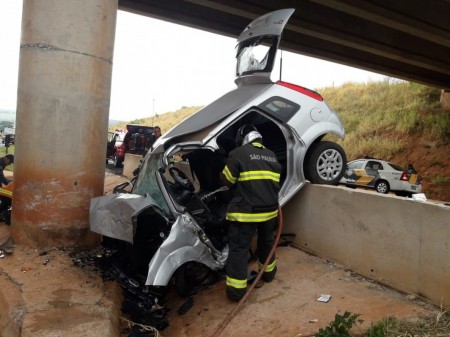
left=119, top=0, right=450, bottom=91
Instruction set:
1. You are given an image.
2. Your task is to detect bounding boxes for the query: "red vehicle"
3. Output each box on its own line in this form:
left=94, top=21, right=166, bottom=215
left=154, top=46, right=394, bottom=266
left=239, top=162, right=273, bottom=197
left=106, top=129, right=126, bottom=167
left=106, top=124, right=154, bottom=167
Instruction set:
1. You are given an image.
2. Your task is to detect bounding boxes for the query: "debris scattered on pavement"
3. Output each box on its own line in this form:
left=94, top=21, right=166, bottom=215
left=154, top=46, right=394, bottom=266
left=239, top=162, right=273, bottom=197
left=317, top=294, right=332, bottom=303
left=411, top=193, right=427, bottom=201
left=177, top=296, right=194, bottom=315
left=71, top=247, right=169, bottom=333
left=120, top=316, right=162, bottom=337
left=0, top=235, right=14, bottom=254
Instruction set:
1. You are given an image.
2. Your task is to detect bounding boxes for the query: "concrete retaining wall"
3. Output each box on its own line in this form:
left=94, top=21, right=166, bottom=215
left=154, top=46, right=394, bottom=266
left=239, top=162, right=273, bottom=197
left=282, top=184, right=450, bottom=307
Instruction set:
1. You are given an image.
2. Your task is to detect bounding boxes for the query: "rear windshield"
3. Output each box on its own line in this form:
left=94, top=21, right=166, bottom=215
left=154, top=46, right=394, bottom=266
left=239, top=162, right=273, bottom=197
left=389, top=163, right=404, bottom=171
left=236, top=36, right=277, bottom=76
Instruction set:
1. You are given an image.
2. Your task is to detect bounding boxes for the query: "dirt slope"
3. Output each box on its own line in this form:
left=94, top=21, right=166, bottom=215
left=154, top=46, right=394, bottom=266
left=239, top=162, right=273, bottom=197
left=389, top=134, right=450, bottom=202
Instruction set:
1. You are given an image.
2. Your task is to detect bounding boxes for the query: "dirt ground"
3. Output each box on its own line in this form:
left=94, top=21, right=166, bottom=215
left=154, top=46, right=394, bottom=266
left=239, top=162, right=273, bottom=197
left=162, top=247, right=440, bottom=337
left=1, top=221, right=440, bottom=337
left=0, top=166, right=446, bottom=337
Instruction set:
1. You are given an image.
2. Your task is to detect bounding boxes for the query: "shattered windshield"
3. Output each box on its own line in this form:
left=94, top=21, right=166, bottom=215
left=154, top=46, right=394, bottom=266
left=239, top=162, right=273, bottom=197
left=236, top=36, right=277, bottom=76
left=132, top=153, right=170, bottom=215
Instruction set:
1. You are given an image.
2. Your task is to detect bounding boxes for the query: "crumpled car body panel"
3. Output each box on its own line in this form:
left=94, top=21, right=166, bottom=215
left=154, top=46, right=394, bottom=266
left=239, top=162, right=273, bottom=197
left=90, top=193, right=157, bottom=244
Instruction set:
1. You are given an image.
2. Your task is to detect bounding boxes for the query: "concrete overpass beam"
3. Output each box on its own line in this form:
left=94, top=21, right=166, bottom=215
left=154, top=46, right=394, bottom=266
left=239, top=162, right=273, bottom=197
left=11, top=0, right=118, bottom=248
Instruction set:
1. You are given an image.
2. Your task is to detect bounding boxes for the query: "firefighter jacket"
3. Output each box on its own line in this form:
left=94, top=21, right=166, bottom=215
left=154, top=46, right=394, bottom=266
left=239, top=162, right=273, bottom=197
left=0, top=182, right=13, bottom=199
left=221, top=141, right=281, bottom=222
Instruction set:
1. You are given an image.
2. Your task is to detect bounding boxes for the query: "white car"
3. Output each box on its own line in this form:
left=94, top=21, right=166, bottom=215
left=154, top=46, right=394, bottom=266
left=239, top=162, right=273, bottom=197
left=340, top=158, right=422, bottom=197
left=91, top=8, right=347, bottom=297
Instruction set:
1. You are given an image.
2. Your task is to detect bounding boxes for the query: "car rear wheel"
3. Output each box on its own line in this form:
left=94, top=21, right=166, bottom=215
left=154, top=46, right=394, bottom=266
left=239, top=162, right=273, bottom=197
left=375, top=180, right=390, bottom=194
left=305, top=141, right=347, bottom=185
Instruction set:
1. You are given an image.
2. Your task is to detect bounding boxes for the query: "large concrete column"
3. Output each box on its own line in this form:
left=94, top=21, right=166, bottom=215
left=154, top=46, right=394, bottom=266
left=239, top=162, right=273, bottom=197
left=10, top=0, right=118, bottom=248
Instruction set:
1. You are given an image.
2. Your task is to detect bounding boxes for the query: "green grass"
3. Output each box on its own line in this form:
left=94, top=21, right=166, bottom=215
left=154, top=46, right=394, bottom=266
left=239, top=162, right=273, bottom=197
left=365, top=310, right=450, bottom=337
left=320, top=81, right=448, bottom=160
left=431, top=174, right=450, bottom=185
left=109, top=82, right=448, bottom=166
left=315, top=310, right=450, bottom=337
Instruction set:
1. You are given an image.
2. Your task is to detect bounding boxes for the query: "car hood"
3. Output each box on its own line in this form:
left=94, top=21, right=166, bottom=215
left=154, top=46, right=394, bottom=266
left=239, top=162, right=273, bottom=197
left=89, top=193, right=165, bottom=244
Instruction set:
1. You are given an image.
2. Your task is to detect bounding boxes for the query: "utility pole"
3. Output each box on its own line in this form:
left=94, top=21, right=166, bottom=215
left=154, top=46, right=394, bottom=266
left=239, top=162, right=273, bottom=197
left=152, top=98, right=155, bottom=126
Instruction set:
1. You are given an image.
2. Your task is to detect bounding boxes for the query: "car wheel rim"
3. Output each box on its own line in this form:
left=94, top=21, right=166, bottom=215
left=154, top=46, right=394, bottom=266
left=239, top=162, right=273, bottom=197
left=316, top=149, right=344, bottom=181
left=377, top=183, right=387, bottom=193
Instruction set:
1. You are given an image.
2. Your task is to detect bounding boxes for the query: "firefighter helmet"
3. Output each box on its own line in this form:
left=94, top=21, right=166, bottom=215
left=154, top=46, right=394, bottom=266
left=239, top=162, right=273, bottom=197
left=235, top=124, right=262, bottom=146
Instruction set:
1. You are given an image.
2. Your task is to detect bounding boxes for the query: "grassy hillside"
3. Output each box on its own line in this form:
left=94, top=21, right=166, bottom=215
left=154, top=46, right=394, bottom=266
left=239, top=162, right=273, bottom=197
left=320, top=81, right=449, bottom=158
left=110, top=82, right=450, bottom=201
left=109, top=106, right=203, bottom=134
left=320, top=81, right=449, bottom=201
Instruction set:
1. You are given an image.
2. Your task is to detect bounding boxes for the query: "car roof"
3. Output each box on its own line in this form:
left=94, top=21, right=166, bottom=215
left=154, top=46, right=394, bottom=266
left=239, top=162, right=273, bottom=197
left=350, top=158, right=407, bottom=170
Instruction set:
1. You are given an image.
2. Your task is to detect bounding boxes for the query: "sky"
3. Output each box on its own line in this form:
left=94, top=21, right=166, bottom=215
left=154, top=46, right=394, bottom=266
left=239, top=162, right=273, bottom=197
left=0, top=1, right=387, bottom=121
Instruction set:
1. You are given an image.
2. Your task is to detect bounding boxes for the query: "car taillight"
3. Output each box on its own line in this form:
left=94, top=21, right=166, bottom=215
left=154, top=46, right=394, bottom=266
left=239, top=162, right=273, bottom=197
left=276, top=80, right=324, bottom=101
left=400, top=172, right=409, bottom=181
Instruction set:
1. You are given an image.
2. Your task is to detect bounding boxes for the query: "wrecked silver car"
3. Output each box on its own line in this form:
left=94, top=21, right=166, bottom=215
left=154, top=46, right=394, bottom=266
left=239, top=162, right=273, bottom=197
left=90, top=8, right=346, bottom=296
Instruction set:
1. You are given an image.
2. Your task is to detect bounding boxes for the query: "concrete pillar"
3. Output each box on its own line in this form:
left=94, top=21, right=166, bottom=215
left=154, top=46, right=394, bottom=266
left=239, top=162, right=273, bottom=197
left=10, top=0, right=118, bottom=248
left=440, top=90, right=450, bottom=110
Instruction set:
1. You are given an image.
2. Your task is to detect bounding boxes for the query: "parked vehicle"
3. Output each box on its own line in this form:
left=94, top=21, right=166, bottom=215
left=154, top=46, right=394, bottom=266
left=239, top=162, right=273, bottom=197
left=90, top=8, right=347, bottom=297
left=2, top=127, right=15, bottom=146
left=339, top=158, right=422, bottom=197
left=122, top=124, right=155, bottom=155
left=106, top=129, right=126, bottom=167
left=106, top=125, right=154, bottom=167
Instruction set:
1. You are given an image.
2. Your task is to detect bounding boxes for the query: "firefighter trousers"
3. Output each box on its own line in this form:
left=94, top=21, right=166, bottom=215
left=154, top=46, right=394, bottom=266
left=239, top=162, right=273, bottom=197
left=225, top=218, right=278, bottom=301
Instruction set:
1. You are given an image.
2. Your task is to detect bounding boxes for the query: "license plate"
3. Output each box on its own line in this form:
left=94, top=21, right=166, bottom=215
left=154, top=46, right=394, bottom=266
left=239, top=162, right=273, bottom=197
left=411, top=186, right=416, bottom=190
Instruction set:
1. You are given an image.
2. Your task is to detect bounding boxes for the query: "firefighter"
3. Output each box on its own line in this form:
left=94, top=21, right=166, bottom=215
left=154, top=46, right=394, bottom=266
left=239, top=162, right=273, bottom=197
left=4, top=134, right=11, bottom=154
left=0, top=154, right=14, bottom=223
left=220, top=125, right=281, bottom=301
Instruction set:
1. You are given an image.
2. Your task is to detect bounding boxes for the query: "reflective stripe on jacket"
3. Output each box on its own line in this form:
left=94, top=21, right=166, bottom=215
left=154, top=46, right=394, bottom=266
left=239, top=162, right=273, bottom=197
left=0, top=182, right=13, bottom=198
left=222, top=141, right=281, bottom=222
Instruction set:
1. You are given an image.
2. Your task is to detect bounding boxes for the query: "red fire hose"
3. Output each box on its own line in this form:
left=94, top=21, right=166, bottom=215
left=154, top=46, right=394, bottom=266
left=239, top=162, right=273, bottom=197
left=209, top=206, right=283, bottom=337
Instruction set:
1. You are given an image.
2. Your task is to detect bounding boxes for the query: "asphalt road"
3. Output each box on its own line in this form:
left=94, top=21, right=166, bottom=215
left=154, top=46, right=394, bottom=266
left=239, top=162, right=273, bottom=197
left=105, top=160, right=123, bottom=176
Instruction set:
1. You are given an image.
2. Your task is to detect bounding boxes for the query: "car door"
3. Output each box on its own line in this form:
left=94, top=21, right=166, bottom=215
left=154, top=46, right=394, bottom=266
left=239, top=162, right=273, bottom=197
left=341, top=160, right=374, bottom=186
left=363, top=160, right=382, bottom=187
left=235, top=8, right=294, bottom=85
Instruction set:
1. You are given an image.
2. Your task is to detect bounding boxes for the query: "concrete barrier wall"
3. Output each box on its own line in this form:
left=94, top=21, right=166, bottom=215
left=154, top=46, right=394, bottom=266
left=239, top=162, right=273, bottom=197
left=282, top=184, right=450, bottom=307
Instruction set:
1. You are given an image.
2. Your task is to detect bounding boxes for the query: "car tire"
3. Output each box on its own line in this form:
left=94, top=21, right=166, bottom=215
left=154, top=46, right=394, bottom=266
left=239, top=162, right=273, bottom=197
left=113, top=154, right=122, bottom=168
left=175, top=262, right=212, bottom=297
left=304, top=141, right=347, bottom=185
left=375, top=180, right=390, bottom=194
